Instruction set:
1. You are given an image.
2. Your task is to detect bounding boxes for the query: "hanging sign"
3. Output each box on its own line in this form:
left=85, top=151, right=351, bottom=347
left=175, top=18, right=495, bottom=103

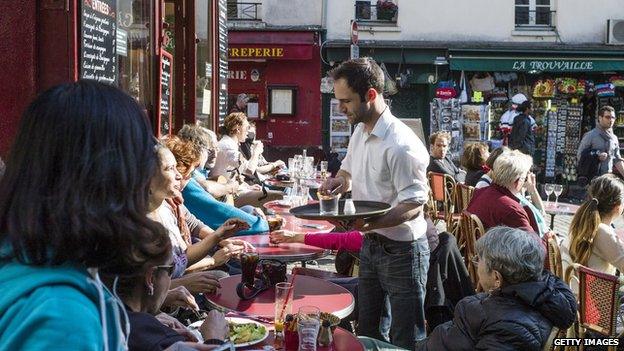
left=80, top=0, right=117, bottom=84
left=159, top=49, right=173, bottom=136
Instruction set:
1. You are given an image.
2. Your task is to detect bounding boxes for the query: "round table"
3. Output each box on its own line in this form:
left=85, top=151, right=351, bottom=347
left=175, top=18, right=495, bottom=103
left=205, top=274, right=355, bottom=319
left=237, top=234, right=330, bottom=263
left=242, top=326, right=363, bottom=351
left=544, top=202, right=580, bottom=229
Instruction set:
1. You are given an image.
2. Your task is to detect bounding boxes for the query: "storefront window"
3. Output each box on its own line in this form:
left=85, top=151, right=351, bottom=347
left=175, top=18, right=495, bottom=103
left=196, top=0, right=214, bottom=127
left=117, top=0, right=154, bottom=109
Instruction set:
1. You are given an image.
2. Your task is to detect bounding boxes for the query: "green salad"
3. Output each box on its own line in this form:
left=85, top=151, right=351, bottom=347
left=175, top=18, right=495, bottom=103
left=229, top=322, right=266, bottom=344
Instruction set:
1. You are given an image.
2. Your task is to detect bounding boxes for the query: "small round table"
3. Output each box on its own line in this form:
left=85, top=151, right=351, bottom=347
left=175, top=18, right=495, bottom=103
left=544, top=202, right=580, bottom=230
left=243, top=326, right=363, bottom=351
left=237, top=234, right=330, bottom=263
left=205, top=274, right=355, bottom=319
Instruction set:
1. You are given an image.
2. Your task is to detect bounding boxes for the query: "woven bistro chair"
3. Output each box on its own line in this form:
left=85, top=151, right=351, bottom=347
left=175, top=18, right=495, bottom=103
left=568, top=263, right=624, bottom=351
left=545, top=231, right=564, bottom=280
left=427, top=172, right=456, bottom=227
left=457, top=210, right=485, bottom=290
left=447, top=183, right=474, bottom=236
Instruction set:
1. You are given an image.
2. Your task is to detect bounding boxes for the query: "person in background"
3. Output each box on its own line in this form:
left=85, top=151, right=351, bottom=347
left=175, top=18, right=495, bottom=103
left=577, top=105, right=624, bottom=177
left=562, top=174, right=624, bottom=279
left=323, top=57, right=430, bottom=349
left=229, top=93, right=249, bottom=114
left=105, top=235, right=230, bottom=351
left=509, top=101, right=535, bottom=157
left=461, top=142, right=489, bottom=187
left=475, top=146, right=508, bottom=189
left=0, top=81, right=160, bottom=349
left=427, top=131, right=465, bottom=183
left=239, top=122, right=285, bottom=181
left=466, top=150, right=541, bottom=239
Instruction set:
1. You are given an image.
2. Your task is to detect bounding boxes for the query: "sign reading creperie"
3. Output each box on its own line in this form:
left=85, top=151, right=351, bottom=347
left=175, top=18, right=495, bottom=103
left=228, top=45, right=312, bottom=60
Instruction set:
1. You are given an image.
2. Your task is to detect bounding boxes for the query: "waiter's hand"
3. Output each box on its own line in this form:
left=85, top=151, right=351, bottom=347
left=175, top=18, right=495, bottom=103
left=319, top=177, right=344, bottom=195
left=598, top=152, right=608, bottom=162
left=353, top=218, right=376, bottom=232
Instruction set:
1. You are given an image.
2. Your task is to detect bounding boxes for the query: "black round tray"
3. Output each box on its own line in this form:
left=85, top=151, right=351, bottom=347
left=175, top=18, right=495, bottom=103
left=289, top=200, right=391, bottom=220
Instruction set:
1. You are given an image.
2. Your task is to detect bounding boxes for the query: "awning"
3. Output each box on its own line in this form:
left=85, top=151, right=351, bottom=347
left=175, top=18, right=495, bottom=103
left=325, top=41, right=446, bottom=64
left=450, top=56, right=624, bottom=72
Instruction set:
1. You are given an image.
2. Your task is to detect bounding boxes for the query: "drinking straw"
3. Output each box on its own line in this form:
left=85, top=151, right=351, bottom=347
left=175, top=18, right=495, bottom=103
left=278, top=272, right=298, bottom=321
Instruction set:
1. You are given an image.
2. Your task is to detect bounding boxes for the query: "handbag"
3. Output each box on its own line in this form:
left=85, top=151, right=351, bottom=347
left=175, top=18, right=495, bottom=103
left=469, top=73, right=495, bottom=92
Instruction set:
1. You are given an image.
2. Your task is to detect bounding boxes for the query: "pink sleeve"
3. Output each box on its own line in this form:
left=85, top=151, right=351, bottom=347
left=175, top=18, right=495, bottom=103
left=303, top=231, right=363, bottom=252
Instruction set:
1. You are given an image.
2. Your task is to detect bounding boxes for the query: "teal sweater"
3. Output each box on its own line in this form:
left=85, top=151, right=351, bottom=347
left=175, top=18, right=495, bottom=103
left=183, top=178, right=269, bottom=235
left=0, top=247, right=127, bottom=350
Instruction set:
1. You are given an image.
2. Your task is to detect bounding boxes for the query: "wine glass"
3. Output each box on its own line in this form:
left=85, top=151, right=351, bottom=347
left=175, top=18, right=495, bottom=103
left=553, top=184, right=563, bottom=207
left=544, top=183, right=554, bottom=206
left=319, top=161, right=328, bottom=181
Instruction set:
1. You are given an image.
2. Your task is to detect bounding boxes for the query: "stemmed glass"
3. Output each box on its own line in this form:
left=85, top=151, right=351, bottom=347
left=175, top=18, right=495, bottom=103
left=543, top=183, right=554, bottom=206
left=553, top=184, right=563, bottom=207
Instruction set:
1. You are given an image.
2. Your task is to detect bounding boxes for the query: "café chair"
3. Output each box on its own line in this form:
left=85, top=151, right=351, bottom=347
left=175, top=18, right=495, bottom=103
left=447, top=183, right=474, bottom=236
left=568, top=263, right=624, bottom=351
left=542, top=326, right=560, bottom=351
left=457, top=210, right=485, bottom=290
left=427, top=172, right=456, bottom=228
left=545, top=231, right=564, bottom=280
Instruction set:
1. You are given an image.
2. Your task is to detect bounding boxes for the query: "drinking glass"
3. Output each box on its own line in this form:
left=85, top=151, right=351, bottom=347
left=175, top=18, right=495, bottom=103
left=274, top=282, right=294, bottom=336
left=287, top=158, right=295, bottom=177
left=553, top=184, right=563, bottom=207
left=304, top=157, right=315, bottom=179
left=297, top=306, right=321, bottom=351
left=544, top=183, right=554, bottom=206
left=318, top=192, right=341, bottom=215
left=319, top=161, right=328, bottom=180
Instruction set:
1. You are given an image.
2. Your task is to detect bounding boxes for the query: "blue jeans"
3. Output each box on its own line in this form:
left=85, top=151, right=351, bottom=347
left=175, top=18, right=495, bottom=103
left=357, top=234, right=429, bottom=351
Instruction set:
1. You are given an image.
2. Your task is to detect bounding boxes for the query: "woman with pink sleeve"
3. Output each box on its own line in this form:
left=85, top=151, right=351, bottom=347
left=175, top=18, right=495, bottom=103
left=269, top=230, right=363, bottom=252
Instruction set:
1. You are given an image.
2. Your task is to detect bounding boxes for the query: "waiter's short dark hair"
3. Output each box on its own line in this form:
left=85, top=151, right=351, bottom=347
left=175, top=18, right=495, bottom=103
left=329, top=57, right=384, bottom=102
left=598, top=105, right=615, bottom=118
left=517, top=101, right=532, bottom=113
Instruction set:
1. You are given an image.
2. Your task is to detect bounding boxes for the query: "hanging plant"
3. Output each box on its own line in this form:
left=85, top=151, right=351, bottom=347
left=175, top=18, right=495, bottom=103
left=376, top=0, right=398, bottom=21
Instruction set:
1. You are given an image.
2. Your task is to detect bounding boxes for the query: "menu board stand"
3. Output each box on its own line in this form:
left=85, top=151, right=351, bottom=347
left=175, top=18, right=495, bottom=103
left=159, top=49, right=173, bottom=137
left=80, top=0, right=117, bottom=84
left=217, top=0, right=228, bottom=124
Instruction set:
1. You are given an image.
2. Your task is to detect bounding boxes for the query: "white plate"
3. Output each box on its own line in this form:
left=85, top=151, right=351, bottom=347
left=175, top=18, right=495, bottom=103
left=275, top=199, right=292, bottom=207
left=188, top=317, right=269, bottom=348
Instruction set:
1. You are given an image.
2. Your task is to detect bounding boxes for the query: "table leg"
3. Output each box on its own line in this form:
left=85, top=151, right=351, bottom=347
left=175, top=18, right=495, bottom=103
left=550, top=214, right=555, bottom=230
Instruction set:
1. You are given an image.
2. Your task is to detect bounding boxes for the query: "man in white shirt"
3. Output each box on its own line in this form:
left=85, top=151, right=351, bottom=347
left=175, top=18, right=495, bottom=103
left=322, top=58, right=430, bottom=349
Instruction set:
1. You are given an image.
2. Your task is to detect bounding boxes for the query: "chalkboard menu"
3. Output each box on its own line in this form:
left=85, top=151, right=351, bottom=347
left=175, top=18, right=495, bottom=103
left=80, top=0, right=117, bottom=84
left=159, top=50, right=173, bottom=136
left=218, top=0, right=228, bottom=123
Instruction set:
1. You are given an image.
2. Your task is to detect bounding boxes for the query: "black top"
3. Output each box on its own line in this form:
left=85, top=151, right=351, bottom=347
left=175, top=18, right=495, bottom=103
left=127, top=308, right=186, bottom=351
left=416, top=272, right=577, bottom=351
left=509, top=113, right=535, bottom=156
left=464, top=170, right=485, bottom=187
left=427, top=155, right=465, bottom=183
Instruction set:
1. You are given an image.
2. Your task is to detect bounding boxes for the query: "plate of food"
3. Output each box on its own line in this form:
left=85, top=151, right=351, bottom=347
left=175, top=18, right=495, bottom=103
left=189, top=317, right=269, bottom=348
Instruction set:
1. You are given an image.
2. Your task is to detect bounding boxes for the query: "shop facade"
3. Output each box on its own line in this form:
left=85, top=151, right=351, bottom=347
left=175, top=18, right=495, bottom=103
left=0, top=0, right=226, bottom=156
left=227, top=29, right=323, bottom=153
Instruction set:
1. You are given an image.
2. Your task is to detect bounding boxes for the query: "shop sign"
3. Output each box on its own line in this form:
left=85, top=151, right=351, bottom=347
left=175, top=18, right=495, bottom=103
left=250, top=69, right=260, bottom=82
left=450, top=57, right=624, bottom=72
left=80, top=0, right=117, bottom=84
left=159, top=50, right=173, bottom=136
left=228, top=70, right=247, bottom=80
left=228, top=45, right=313, bottom=60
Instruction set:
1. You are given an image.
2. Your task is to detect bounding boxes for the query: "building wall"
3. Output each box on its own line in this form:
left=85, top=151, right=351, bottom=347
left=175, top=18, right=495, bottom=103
left=262, top=0, right=322, bottom=26
left=0, top=1, right=37, bottom=157
left=326, top=0, right=624, bottom=43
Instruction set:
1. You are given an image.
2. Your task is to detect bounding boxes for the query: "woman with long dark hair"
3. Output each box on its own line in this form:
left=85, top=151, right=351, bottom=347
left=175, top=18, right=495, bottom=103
left=0, top=81, right=166, bottom=349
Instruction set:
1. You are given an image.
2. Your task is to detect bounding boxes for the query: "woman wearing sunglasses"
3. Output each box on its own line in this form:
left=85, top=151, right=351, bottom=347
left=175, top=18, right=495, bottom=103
left=106, top=232, right=229, bottom=350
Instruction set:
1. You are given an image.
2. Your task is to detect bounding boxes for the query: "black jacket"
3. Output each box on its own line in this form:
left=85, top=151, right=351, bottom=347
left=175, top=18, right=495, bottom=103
left=509, top=113, right=535, bottom=156
left=127, top=309, right=186, bottom=351
left=577, top=147, right=601, bottom=183
left=427, top=155, right=465, bottom=183
left=416, top=272, right=577, bottom=351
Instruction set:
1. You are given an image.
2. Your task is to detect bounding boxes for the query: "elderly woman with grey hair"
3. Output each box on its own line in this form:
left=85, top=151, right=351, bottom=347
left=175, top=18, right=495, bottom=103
left=411, top=227, right=576, bottom=351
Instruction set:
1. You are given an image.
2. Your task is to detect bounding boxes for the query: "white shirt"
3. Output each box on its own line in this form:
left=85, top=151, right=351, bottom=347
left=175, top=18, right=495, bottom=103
left=210, top=135, right=241, bottom=178
left=341, top=109, right=430, bottom=241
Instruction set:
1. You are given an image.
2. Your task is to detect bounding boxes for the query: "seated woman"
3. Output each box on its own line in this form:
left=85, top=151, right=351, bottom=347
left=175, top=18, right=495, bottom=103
left=474, top=146, right=508, bottom=188
left=211, top=112, right=282, bottom=207
left=177, top=124, right=269, bottom=235
left=0, top=81, right=162, bottom=348
left=461, top=142, right=489, bottom=187
left=239, top=122, right=285, bottom=181
left=562, top=174, right=624, bottom=279
left=361, top=227, right=577, bottom=350
left=149, top=140, right=252, bottom=294
left=104, top=234, right=230, bottom=350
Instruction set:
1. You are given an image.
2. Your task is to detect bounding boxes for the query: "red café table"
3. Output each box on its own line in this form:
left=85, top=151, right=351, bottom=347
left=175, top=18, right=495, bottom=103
left=206, top=274, right=355, bottom=320
left=237, top=234, right=330, bottom=263
left=242, top=326, right=364, bottom=351
left=543, top=202, right=580, bottom=230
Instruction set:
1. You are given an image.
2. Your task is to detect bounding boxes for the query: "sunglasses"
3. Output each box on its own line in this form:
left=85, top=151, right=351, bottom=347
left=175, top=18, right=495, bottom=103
left=153, top=264, right=175, bottom=277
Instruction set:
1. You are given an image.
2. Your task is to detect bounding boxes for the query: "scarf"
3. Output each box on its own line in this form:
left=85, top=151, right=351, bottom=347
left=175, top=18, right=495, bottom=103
left=165, top=195, right=192, bottom=246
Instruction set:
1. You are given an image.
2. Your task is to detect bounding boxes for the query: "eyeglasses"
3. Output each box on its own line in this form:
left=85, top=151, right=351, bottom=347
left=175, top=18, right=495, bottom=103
left=153, top=264, right=175, bottom=277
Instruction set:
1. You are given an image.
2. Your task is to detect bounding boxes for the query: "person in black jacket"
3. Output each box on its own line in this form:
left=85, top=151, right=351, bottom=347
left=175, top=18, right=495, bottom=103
left=416, top=226, right=576, bottom=351
left=509, top=101, right=536, bottom=157
left=427, top=131, right=466, bottom=183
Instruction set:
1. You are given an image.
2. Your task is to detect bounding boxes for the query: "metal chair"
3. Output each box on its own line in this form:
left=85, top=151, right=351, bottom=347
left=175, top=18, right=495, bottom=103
left=427, top=171, right=456, bottom=227
left=569, top=263, right=624, bottom=351
left=457, top=210, right=485, bottom=290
